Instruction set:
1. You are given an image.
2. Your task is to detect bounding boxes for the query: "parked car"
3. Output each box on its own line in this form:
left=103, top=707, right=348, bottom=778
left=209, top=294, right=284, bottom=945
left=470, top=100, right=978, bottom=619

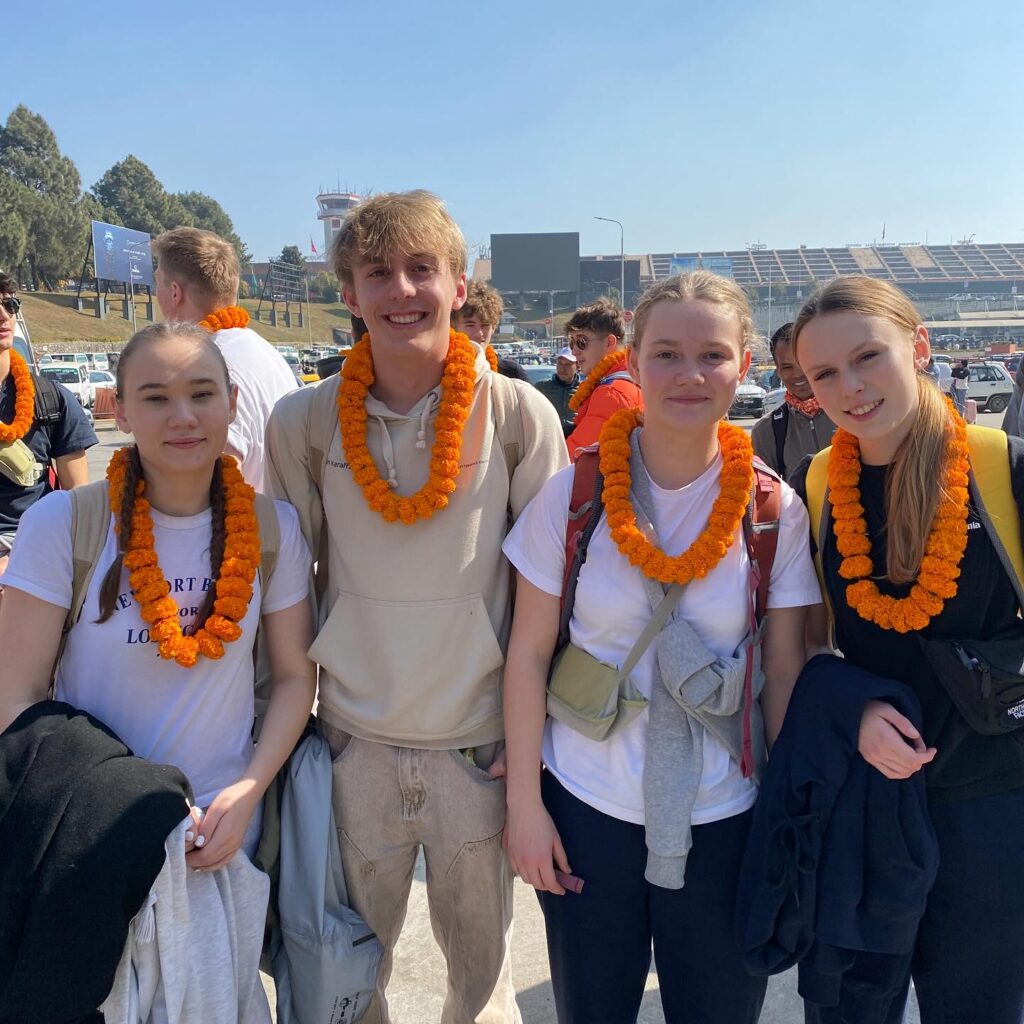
left=763, top=386, right=786, bottom=417
left=41, top=364, right=94, bottom=409
left=729, top=381, right=767, bottom=419
left=522, top=364, right=555, bottom=385
left=966, top=361, right=1013, bottom=413
left=89, top=369, right=117, bottom=387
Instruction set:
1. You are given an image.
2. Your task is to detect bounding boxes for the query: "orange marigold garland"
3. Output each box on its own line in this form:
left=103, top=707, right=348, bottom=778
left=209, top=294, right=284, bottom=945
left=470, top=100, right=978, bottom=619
left=485, top=345, right=499, bottom=372
left=0, top=350, right=36, bottom=444
left=198, top=305, right=250, bottom=332
left=106, top=449, right=260, bottom=667
left=568, top=348, right=630, bottom=412
left=828, top=405, right=970, bottom=633
left=338, top=328, right=476, bottom=524
left=598, top=408, right=754, bottom=585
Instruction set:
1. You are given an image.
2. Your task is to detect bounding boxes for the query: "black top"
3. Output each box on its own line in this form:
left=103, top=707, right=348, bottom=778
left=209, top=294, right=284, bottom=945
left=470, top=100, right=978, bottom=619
left=795, top=446, right=1024, bottom=802
left=0, top=376, right=97, bottom=532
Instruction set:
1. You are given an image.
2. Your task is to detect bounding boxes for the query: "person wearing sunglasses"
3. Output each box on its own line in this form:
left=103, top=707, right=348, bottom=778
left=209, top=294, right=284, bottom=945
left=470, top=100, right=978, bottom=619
left=0, top=273, right=97, bottom=577
left=564, top=298, right=642, bottom=460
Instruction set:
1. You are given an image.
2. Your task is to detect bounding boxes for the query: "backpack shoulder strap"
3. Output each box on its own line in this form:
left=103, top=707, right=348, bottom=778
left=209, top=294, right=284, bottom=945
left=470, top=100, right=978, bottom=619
left=558, top=447, right=603, bottom=648
left=805, top=446, right=834, bottom=628
left=307, top=376, right=342, bottom=497
left=966, top=425, right=1024, bottom=606
left=771, top=404, right=789, bottom=480
left=253, top=491, right=281, bottom=594
left=490, top=372, right=526, bottom=484
left=32, top=372, right=63, bottom=428
left=745, top=459, right=782, bottom=624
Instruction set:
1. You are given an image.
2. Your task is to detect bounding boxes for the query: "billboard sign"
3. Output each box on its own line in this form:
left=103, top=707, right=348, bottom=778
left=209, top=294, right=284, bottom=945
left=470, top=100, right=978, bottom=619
left=91, top=220, right=154, bottom=287
left=669, top=256, right=734, bottom=279
left=490, top=232, right=580, bottom=294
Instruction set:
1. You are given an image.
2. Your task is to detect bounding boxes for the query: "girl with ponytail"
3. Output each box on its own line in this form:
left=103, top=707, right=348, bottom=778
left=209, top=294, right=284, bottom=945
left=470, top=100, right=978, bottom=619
left=792, top=277, right=1024, bottom=1024
left=0, top=322, right=314, bottom=868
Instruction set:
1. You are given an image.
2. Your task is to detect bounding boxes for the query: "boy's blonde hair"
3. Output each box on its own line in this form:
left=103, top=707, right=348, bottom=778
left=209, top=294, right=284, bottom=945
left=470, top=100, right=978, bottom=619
left=329, top=190, right=466, bottom=286
left=454, top=280, right=504, bottom=326
left=632, top=271, right=756, bottom=352
left=153, top=227, right=240, bottom=305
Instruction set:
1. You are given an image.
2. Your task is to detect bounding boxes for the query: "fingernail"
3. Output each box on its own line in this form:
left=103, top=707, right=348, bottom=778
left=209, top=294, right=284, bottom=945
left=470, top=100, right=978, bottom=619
left=185, top=830, right=195, bottom=842
left=195, top=835, right=206, bottom=848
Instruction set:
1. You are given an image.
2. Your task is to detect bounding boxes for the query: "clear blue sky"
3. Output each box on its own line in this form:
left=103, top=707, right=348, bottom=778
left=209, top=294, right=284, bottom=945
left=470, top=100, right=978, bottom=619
left=9, top=0, right=1023, bottom=263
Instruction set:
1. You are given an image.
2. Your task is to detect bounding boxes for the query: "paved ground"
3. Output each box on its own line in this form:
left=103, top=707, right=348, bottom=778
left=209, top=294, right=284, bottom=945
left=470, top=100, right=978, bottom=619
left=92, top=414, right=1006, bottom=1022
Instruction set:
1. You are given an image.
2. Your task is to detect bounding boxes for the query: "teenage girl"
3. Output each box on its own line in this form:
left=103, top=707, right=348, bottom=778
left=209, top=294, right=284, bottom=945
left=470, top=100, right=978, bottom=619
left=0, top=321, right=315, bottom=875
left=792, top=276, right=1024, bottom=1024
left=501, top=272, right=821, bottom=1024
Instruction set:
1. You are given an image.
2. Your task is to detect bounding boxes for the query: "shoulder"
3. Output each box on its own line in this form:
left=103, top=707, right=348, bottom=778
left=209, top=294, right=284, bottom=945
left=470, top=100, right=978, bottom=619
left=19, top=487, right=75, bottom=533
left=593, top=378, right=639, bottom=411
left=270, top=375, right=334, bottom=428
left=750, top=413, right=773, bottom=442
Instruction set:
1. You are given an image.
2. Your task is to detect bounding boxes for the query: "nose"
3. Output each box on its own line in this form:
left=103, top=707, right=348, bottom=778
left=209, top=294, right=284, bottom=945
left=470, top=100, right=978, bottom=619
left=389, top=269, right=417, bottom=300
left=673, top=357, right=705, bottom=383
left=838, top=367, right=864, bottom=399
left=167, top=397, right=199, bottom=427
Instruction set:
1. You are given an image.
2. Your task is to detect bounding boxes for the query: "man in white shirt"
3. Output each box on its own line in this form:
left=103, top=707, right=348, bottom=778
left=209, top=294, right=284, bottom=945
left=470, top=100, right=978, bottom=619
left=153, top=228, right=296, bottom=492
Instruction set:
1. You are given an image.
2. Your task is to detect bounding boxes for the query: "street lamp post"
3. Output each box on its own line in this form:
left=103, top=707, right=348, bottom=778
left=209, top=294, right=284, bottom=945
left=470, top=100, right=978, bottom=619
left=595, top=216, right=625, bottom=311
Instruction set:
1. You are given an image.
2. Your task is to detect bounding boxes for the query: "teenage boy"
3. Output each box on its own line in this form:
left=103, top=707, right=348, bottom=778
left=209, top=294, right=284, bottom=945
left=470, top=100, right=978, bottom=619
left=534, top=346, right=579, bottom=437
left=564, top=297, right=641, bottom=459
left=0, top=273, right=96, bottom=576
left=266, top=190, right=567, bottom=1024
left=751, top=322, right=836, bottom=482
left=452, top=280, right=528, bottom=380
left=153, top=227, right=296, bottom=493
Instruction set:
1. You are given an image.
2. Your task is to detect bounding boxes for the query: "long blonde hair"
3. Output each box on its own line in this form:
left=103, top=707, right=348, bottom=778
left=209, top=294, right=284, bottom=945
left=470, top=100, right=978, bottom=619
left=792, top=276, right=950, bottom=584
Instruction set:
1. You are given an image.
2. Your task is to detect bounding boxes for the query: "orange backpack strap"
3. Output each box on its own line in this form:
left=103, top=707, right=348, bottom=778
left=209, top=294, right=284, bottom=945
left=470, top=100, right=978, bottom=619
left=558, top=446, right=603, bottom=648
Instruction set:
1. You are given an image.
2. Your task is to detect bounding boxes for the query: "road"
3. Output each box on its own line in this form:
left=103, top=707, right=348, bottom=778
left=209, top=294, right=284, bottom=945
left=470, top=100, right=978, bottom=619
left=89, top=413, right=1009, bottom=1023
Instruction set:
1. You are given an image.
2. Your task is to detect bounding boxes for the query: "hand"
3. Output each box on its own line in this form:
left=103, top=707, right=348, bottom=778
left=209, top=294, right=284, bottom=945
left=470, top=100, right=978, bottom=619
left=505, top=800, right=571, bottom=895
left=186, top=779, right=262, bottom=872
left=858, top=700, right=937, bottom=780
left=183, top=803, right=204, bottom=853
left=488, top=744, right=507, bottom=780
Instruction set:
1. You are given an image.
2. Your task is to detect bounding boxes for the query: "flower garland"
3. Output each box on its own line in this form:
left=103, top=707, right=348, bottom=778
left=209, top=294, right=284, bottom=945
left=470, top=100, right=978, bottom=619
left=568, top=348, right=630, bottom=412
left=598, top=408, right=754, bottom=585
left=828, top=406, right=970, bottom=633
left=0, top=350, right=36, bottom=444
left=106, top=449, right=260, bottom=667
left=198, top=305, right=250, bottom=332
left=485, top=345, right=499, bottom=372
left=338, top=328, right=476, bottom=524
left=784, top=391, right=822, bottom=418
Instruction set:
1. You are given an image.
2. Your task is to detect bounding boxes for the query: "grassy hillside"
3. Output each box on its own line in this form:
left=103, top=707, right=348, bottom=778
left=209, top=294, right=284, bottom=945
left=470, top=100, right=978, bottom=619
left=20, top=291, right=355, bottom=351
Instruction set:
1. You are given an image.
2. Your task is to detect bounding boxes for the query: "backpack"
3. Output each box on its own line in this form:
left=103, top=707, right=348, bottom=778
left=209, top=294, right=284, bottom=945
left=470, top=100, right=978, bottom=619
left=771, top=404, right=790, bottom=480
left=302, top=370, right=527, bottom=602
left=53, top=479, right=281, bottom=677
left=29, top=371, right=63, bottom=490
left=559, top=445, right=782, bottom=777
left=804, top=424, right=1024, bottom=629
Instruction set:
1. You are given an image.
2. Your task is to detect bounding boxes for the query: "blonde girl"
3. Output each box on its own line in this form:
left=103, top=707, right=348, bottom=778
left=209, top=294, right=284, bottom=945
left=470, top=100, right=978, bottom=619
left=501, top=272, right=821, bottom=1024
left=792, top=276, right=1024, bottom=1024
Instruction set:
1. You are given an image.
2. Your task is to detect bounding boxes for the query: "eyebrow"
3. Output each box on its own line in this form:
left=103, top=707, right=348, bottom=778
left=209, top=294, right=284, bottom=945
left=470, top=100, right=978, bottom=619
left=136, top=377, right=219, bottom=391
left=800, top=340, right=876, bottom=375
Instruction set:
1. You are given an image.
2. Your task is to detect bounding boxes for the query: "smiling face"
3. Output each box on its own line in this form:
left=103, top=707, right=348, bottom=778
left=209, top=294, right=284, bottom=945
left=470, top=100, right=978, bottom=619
left=774, top=337, right=814, bottom=400
left=796, top=311, right=929, bottom=455
left=627, top=298, right=750, bottom=434
left=0, top=292, right=18, bottom=353
left=115, top=333, right=236, bottom=478
left=342, top=247, right=467, bottom=362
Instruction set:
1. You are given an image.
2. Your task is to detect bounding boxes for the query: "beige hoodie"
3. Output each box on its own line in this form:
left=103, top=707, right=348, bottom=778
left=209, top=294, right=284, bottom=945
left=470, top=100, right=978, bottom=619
left=266, top=344, right=568, bottom=747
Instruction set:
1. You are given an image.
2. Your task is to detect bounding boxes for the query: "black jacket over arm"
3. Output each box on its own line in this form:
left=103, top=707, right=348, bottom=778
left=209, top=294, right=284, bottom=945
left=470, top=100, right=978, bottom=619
left=0, top=701, right=191, bottom=1024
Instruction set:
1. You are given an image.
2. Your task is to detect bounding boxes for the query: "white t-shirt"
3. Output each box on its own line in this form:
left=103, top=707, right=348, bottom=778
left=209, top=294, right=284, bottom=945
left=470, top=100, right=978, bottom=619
left=503, top=444, right=821, bottom=826
left=214, top=326, right=298, bottom=493
left=4, top=491, right=311, bottom=806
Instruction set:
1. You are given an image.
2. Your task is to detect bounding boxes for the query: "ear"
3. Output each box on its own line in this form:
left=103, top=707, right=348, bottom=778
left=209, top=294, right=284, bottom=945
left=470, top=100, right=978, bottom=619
left=912, top=325, right=931, bottom=370
left=451, top=272, right=468, bottom=313
left=606, top=334, right=620, bottom=355
left=341, top=281, right=361, bottom=317
left=114, top=398, right=130, bottom=434
left=738, top=348, right=752, bottom=382
left=228, top=383, right=238, bottom=425
left=627, top=343, right=640, bottom=383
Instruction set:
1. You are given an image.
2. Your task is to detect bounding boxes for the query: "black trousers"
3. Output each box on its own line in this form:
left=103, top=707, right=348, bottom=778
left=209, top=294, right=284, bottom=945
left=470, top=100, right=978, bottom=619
left=807, top=784, right=1024, bottom=1024
left=538, top=771, right=766, bottom=1024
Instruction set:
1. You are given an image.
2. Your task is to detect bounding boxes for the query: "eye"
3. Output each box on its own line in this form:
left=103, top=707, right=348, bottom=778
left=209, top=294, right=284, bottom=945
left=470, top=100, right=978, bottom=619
left=858, top=350, right=877, bottom=363
left=145, top=394, right=167, bottom=403
left=813, top=369, right=835, bottom=381
left=368, top=267, right=388, bottom=278
left=655, top=349, right=676, bottom=359
left=193, top=391, right=214, bottom=400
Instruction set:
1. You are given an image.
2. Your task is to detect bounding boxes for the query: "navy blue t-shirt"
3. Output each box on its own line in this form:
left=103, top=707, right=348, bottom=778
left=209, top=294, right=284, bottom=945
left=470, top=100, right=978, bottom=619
left=0, top=376, right=98, bottom=532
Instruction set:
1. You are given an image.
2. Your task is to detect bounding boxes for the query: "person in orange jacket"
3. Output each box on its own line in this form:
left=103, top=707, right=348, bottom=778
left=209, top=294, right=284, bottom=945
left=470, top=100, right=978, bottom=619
left=564, top=298, right=643, bottom=459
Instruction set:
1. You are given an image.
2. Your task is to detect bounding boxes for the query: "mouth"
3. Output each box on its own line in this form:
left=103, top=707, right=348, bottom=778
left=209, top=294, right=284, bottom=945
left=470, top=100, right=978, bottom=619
left=845, top=399, right=883, bottom=419
left=668, top=394, right=708, bottom=404
left=165, top=438, right=204, bottom=450
left=383, top=312, right=428, bottom=326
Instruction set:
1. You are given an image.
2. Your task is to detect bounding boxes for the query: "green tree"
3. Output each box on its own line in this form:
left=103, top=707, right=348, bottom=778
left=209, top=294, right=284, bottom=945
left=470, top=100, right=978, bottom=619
left=0, top=105, right=91, bottom=288
left=278, top=245, right=306, bottom=269
left=92, top=155, right=191, bottom=237
left=176, top=190, right=251, bottom=263
left=309, top=271, right=339, bottom=302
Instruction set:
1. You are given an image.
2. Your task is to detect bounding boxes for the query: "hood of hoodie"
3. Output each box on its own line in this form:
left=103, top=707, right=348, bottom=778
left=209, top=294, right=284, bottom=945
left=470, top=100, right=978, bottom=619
left=360, top=340, right=493, bottom=492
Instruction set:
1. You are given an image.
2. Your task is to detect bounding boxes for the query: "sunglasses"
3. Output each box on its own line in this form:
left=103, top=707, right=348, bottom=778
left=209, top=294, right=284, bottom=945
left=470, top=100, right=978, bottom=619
left=0, top=297, right=20, bottom=317
left=567, top=334, right=590, bottom=352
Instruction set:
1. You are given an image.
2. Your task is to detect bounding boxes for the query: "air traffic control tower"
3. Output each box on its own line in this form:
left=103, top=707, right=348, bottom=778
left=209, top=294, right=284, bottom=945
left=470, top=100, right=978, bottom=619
left=316, top=190, right=362, bottom=255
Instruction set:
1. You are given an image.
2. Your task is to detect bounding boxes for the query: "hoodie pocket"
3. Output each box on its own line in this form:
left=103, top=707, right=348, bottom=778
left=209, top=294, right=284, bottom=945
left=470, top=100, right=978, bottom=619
left=309, top=590, right=505, bottom=741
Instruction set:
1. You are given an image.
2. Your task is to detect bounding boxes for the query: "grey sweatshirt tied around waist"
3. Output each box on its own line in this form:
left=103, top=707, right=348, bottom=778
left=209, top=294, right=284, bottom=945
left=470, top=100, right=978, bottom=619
left=629, top=431, right=767, bottom=889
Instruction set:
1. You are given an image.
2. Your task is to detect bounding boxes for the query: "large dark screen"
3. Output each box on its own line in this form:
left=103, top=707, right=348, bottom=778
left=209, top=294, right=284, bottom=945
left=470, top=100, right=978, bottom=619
left=490, top=233, right=580, bottom=293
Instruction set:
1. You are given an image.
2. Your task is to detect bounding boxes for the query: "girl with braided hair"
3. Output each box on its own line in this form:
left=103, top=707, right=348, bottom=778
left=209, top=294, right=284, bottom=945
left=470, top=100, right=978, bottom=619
left=0, top=321, right=315, bottom=872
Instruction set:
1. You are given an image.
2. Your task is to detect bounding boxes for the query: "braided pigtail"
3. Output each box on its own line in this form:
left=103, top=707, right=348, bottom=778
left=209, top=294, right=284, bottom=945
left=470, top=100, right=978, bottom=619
left=192, top=457, right=226, bottom=630
left=96, top=446, right=143, bottom=623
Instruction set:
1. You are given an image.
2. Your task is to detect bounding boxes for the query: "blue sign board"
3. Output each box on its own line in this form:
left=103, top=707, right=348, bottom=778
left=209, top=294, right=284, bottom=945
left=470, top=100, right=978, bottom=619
left=91, top=221, right=154, bottom=287
left=669, top=256, right=734, bottom=279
